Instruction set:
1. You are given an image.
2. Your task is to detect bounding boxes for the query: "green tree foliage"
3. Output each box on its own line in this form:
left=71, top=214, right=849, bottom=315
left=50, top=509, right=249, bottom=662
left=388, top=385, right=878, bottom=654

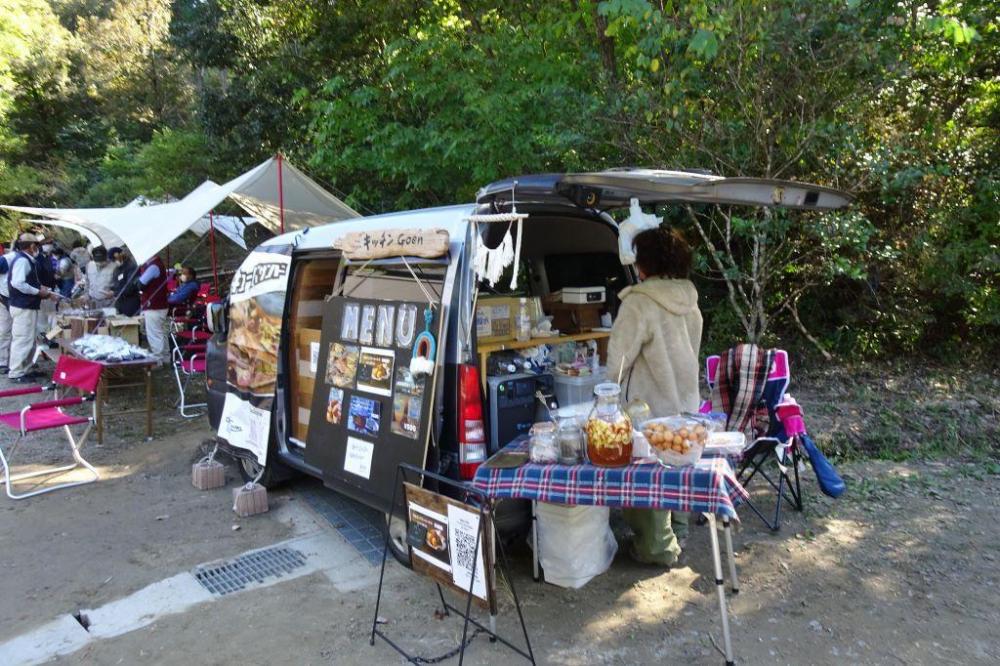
left=0, top=0, right=994, bottom=355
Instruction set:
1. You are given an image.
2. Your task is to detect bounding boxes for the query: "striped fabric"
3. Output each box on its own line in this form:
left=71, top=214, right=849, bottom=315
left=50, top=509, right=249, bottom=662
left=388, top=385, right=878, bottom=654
left=711, top=344, right=774, bottom=433
left=473, top=438, right=748, bottom=519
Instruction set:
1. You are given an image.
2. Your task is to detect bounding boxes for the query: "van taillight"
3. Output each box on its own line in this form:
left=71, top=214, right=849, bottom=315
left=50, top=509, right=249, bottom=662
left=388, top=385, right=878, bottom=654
left=458, top=364, right=486, bottom=479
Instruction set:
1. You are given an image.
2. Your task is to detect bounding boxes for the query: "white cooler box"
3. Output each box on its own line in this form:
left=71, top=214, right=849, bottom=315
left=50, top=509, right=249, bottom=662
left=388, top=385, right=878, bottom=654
left=534, top=502, right=617, bottom=588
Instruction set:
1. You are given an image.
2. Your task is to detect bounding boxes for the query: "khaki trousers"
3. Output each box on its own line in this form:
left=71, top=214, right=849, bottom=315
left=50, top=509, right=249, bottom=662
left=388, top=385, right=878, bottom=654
left=144, top=308, right=170, bottom=361
left=8, top=306, right=38, bottom=378
left=0, top=303, right=12, bottom=368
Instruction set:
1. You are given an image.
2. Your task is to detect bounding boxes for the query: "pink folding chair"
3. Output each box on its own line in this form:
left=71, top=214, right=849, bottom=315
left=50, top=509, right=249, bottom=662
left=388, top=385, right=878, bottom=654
left=0, top=355, right=102, bottom=499
left=702, top=348, right=802, bottom=530
left=169, top=322, right=207, bottom=418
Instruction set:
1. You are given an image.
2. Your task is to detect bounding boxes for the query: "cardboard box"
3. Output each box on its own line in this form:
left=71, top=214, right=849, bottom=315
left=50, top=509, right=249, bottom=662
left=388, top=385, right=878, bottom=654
left=69, top=316, right=102, bottom=339
left=543, top=301, right=604, bottom=334
left=107, top=317, right=141, bottom=346
left=475, top=296, right=543, bottom=343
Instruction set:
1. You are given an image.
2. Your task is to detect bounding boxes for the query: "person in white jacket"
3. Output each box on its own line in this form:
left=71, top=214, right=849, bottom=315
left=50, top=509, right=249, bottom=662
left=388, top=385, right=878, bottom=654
left=607, top=225, right=702, bottom=566
left=0, top=245, right=18, bottom=372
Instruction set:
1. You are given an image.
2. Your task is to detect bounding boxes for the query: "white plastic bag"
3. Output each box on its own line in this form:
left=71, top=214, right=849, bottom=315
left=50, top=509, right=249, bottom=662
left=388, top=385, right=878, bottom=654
left=534, top=503, right=617, bottom=588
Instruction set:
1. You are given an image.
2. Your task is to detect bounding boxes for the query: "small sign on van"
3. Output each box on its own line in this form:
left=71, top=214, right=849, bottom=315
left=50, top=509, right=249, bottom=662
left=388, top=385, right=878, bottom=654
left=334, top=228, right=449, bottom=260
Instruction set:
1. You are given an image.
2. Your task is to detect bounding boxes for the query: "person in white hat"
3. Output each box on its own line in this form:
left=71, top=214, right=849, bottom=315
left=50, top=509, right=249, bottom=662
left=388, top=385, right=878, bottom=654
left=7, top=233, right=59, bottom=381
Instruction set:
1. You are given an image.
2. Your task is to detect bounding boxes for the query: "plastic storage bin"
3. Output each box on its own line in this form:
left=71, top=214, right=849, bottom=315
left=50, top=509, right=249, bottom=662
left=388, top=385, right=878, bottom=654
left=552, top=368, right=606, bottom=407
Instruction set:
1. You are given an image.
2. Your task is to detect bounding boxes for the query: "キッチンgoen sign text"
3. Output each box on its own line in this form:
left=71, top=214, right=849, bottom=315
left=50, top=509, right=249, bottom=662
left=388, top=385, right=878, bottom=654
left=333, top=228, right=450, bottom=260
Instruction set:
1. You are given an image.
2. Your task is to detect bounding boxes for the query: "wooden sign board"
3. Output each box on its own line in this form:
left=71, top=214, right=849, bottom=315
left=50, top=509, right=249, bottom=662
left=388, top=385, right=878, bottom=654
left=334, top=228, right=449, bottom=260
left=404, top=482, right=496, bottom=612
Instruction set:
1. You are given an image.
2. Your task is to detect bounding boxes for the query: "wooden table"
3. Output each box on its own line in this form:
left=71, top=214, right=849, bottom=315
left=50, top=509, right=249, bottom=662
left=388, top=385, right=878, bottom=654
left=477, top=331, right=610, bottom=390
left=55, top=342, right=160, bottom=443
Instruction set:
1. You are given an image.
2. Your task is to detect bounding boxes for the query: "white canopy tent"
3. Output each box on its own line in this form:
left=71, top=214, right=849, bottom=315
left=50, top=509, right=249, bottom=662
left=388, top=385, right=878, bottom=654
left=1, top=155, right=358, bottom=266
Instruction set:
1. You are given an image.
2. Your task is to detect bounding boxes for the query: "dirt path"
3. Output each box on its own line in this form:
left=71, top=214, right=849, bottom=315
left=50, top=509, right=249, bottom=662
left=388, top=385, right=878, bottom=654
left=2, top=366, right=998, bottom=664
left=0, top=378, right=292, bottom=644
left=22, top=459, right=1000, bottom=665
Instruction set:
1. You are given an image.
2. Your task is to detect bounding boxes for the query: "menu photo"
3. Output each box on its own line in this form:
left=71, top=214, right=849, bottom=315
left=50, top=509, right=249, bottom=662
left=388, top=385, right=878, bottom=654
left=326, top=342, right=359, bottom=388
left=347, top=395, right=382, bottom=438
left=357, top=347, right=395, bottom=397
left=391, top=368, right=425, bottom=440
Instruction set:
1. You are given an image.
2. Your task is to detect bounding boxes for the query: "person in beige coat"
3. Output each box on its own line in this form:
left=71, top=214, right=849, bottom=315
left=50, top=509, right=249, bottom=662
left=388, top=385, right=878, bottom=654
left=607, top=225, right=702, bottom=566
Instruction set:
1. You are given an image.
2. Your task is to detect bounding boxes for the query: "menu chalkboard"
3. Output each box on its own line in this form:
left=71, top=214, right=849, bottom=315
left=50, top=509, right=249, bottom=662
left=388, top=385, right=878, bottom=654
left=305, top=296, right=442, bottom=513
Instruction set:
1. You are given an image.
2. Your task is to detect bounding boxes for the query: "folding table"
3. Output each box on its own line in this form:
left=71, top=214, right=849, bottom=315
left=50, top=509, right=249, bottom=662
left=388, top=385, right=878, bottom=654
left=473, top=437, right=748, bottom=666
left=56, top=341, right=160, bottom=443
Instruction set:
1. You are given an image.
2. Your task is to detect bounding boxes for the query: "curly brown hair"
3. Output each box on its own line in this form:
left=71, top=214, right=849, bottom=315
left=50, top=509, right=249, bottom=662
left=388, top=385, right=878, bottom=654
left=632, top=226, right=692, bottom=279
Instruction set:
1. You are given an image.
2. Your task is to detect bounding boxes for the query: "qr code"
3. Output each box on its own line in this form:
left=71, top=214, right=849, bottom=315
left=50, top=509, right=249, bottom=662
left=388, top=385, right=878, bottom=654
left=454, top=528, right=478, bottom=572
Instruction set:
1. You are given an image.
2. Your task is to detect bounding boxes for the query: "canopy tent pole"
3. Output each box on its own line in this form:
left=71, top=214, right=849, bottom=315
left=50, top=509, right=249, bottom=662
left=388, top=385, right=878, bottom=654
left=277, top=152, right=286, bottom=234
left=209, top=211, right=220, bottom=294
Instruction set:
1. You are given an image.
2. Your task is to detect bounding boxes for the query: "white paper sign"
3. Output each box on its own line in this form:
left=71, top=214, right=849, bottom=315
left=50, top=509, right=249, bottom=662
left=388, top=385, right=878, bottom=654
left=218, top=393, right=271, bottom=465
left=344, top=437, right=374, bottom=479
left=309, top=341, right=320, bottom=374
left=447, top=504, right=487, bottom=601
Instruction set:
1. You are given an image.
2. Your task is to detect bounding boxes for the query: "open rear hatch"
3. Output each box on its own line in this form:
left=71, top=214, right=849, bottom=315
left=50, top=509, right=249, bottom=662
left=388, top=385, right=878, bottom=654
left=476, top=169, right=852, bottom=212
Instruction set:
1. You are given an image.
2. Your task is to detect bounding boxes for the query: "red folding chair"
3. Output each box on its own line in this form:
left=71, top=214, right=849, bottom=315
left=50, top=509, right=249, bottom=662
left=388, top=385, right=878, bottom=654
left=0, top=355, right=102, bottom=499
left=169, top=319, right=207, bottom=418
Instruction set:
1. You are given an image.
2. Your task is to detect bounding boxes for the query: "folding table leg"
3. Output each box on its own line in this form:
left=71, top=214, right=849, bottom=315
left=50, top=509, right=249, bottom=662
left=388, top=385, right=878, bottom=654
left=722, top=517, right=739, bottom=594
left=532, top=500, right=540, bottom=583
left=145, top=367, right=153, bottom=440
left=705, top=513, right=735, bottom=665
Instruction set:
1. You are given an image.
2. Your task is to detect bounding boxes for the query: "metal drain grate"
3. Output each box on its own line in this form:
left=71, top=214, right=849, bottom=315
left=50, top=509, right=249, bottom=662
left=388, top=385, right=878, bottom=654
left=194, top=546, right=307, bottom=596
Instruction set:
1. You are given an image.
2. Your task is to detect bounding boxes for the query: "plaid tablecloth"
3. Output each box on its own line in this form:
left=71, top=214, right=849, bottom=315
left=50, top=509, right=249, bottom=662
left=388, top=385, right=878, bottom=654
left=473, top=437, right=749, bottom=519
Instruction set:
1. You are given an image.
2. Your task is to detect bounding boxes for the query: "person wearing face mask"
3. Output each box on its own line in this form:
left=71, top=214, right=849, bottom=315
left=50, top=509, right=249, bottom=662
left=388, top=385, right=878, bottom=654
left=167, top=266, right=200, bottom=309
left=85, top=246, right=117, bottom=308
left=108, top=247, right=141, bottom=316
left=607, top=225, right=702, bottom=567
left=8, top=233, right=59, bottom=381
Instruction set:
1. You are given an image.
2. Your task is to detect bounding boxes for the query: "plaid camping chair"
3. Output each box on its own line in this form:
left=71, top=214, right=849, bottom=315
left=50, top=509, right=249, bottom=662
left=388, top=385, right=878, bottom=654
left=703, top=345, right=804, bottom=530
left=0, top=355, right=102, bottom=499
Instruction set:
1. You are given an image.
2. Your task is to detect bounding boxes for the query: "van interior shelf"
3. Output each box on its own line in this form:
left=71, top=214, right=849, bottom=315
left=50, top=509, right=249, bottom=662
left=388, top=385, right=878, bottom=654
left=478, top=331, right=610, bottom=389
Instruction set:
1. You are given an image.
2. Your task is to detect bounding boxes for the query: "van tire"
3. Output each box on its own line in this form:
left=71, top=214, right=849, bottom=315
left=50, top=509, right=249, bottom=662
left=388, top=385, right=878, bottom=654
left=235, top=453, right=296, bottom=488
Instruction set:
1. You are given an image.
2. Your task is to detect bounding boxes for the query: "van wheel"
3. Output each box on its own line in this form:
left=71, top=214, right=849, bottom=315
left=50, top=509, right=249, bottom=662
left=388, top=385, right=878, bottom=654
left=384, top=513, right=412, bottom=568
left=236, top=455, right=294, bottom=488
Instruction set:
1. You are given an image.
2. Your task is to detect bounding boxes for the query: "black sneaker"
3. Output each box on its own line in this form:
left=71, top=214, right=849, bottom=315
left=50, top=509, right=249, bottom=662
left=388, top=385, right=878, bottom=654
left=10, top=376, right=37, bottom=384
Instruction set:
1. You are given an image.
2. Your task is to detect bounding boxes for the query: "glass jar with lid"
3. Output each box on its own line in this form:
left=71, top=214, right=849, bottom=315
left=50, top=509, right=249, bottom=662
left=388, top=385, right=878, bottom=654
left=556, top=408, right=583, bottom=465
left=584, top=382, right=633, bottom=466
left=528, top=421, right=558, bottom=464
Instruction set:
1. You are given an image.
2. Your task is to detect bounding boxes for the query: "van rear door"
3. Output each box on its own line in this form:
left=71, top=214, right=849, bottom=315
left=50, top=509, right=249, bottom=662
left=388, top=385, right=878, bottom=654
left=476, top=169, right=852, bottom=211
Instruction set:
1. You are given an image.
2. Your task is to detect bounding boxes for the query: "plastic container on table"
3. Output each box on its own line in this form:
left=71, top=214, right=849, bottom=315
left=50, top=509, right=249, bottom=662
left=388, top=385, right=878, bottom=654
left=552, top=367, right=606, bottom=407
left=639, top=415, right=709, bottom=467
left=704, top=431, right=747, bottom=456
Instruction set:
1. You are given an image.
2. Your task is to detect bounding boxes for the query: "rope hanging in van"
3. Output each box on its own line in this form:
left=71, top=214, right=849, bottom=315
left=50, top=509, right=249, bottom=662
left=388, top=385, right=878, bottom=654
left=470, top=211, right=528, bottom=290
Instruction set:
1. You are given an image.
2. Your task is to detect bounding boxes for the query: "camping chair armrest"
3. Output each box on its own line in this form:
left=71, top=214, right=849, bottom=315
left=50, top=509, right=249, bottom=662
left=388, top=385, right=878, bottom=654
left=28, top=396, right=91, bottom=411
left=183, top=344, right=207, bottom=353
left=0, top=385, right=48, bottom=399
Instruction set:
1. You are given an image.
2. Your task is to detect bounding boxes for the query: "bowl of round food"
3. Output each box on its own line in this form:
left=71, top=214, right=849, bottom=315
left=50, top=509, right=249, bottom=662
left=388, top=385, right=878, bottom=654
left=639, top=416, right=708, bottom=467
